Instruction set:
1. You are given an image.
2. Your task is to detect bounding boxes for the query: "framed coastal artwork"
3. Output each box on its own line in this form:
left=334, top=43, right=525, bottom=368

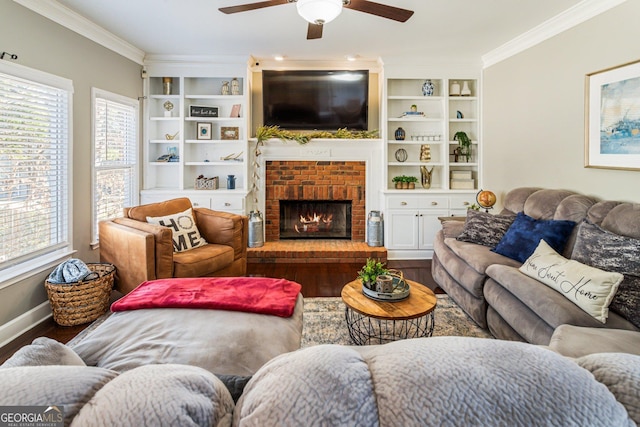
left=585, top=59, right=640, bottom=171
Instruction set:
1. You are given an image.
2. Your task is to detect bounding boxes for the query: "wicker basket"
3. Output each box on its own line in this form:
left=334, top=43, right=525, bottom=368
left=44, top=263, right=115, bottom=326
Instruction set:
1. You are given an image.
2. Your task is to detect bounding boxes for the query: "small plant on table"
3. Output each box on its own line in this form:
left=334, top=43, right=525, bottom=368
left=358, top=258, right=389, bottom=290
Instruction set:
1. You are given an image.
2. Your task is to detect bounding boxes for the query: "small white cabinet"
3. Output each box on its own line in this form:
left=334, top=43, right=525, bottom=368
left=384, top=193, right=473, bottom=259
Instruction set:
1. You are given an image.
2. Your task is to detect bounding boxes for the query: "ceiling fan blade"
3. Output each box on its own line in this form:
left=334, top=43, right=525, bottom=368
left=345, top=0, right=414, bottom=22
left=219, top=0, right=290, bottom=14
left=307, top=23, right=323, bottom=40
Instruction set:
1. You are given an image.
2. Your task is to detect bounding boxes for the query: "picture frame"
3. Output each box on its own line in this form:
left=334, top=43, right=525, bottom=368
left=196, top=122, right=212, bottom=140
left=585, top=59, right=640, bottom=171
left=221, top=126, right=239, bottom=140
left=230, top=104, right=241, bottom=118
left=190, top=105, right=219, bottom=118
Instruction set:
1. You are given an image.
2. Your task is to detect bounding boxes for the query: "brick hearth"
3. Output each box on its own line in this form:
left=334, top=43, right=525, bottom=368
left=247, top=240, right=387, bottom=264
left=265, top=160, right=366, bottom=241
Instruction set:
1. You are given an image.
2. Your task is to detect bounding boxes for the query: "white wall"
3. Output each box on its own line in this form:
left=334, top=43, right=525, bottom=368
left=0, top=1, right=141, bottom=340
left=483, top=1, right=640, bottom=207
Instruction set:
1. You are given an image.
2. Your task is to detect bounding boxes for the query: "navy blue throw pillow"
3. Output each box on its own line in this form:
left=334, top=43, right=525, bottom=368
left=492, top=212, right=576, bottom=263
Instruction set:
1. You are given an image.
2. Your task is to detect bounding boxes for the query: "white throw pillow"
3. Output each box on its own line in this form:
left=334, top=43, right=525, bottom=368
left=147, top=207, right=207, bottom=252
left=519, top=240, right=623, bottom=323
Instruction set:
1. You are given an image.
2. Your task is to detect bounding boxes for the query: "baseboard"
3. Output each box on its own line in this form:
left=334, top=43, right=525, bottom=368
left=0, top=302, right=52, bottom=349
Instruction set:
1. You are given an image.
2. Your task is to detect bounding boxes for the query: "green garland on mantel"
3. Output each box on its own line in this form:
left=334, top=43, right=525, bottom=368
left=249, top=125, right=379, bottom=210
left=255, top=125, right=379, bottom=145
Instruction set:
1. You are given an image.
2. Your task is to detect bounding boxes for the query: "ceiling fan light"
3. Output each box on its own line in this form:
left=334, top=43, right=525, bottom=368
left=297, top=0, right=343, bottom=25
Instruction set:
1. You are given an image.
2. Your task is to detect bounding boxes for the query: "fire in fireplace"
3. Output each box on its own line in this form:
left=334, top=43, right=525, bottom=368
left=279, top=200, right=352, bottom=240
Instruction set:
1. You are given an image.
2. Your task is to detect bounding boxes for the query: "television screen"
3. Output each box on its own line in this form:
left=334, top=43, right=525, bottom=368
left=262, top=70, right=369, bottom=131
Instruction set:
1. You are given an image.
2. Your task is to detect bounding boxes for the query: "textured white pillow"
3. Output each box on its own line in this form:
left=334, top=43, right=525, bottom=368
left=519, top=240, right=623, bottom=323
left=147, top=207, right=207, bottom=252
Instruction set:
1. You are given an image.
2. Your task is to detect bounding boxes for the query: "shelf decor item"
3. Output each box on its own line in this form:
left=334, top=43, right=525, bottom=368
left=221, top=81, right=230, bottom=95
left=230, top=104, right=241, bottom=118
left=461, top=81, right=472, bottom=96
left=450, top=80, right=461, bottom=96
left=197, top=122, right=213, bottom=140
left=453, top=131, right=472, bottom=162
left=195, top=175, right=219, bottom=190
left=221, top=126, right=240, bottom=140
left=227, top=175, right=236, bottom=190
left=420, top=145, right=431, bottom=162
left=190, top=105, right=219, bottom=118
left=420, top=166, right=433, bottom=189
left=394, top=127, right=406, bottom=141
left=422, top=79, right=435, bottom=96
left=456, top=110, right=463, bottom=119
left=162, top=77, right=173, bottom=95
left=163, top=100, right=174, bottom=117
left=585, top=59, right=640, bottom=171
left=394, top=148, right=408, bottom=162
left=231, top=78, right=240, bottom=95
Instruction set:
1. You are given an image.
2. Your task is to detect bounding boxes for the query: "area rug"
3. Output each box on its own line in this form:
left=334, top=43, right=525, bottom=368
left=302, top=294, right=491, bottom=347
left=69, top=294, right=491, bottom=347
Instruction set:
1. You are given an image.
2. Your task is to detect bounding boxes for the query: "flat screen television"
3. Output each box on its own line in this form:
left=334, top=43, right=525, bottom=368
left=262, top=70, right=369, bottom=131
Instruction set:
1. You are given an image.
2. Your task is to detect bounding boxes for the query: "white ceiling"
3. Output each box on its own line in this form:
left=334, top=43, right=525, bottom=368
left=40, top=0, right=600, bottom=64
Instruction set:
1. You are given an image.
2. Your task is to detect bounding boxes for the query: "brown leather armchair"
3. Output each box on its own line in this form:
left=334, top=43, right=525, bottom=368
left=99, top=198, right=248, bottom=294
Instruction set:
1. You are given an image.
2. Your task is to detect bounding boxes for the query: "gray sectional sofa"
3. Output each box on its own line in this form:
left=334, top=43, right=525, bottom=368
left=432, top=187, right=639, bottom=345
left=1, top=336, right=639, bottom=426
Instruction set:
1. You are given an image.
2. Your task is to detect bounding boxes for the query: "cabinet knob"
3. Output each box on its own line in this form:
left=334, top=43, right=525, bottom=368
left=431, top=201, right=438, bottom=206
left=463, top=201, right=470, bottom=206
left=193, top=203, right=199, bottom=206
left=401, top=201, right=407, bottom=206
left=225, top=202, right=231, bottom=207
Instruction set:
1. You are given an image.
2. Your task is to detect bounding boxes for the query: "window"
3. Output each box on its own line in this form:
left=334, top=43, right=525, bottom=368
left=0, top=62, right=73, bottom=273
left=91, top=89, right=139, bottom=245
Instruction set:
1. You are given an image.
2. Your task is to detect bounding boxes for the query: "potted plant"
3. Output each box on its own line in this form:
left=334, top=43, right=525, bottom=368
left=392, top=176, right=403, bottom=189
left=405, top=176, right=418, bottom=189
left=358, top=258, right=389, bottom=290
left=453, top=131, right=472, bottom=162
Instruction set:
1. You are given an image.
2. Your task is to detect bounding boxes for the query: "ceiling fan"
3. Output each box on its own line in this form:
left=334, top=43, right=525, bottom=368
left=219, top=0, right=414, bottom=40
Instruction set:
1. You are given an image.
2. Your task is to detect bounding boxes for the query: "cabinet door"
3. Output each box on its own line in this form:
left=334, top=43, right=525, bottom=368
left=419, top=209, right=449, bottom=250
left=386, top=210, right=420, bottom=249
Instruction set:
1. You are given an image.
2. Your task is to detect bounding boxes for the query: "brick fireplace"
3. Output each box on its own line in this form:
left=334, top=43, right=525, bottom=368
left=265, top=160, right=366, bottom=241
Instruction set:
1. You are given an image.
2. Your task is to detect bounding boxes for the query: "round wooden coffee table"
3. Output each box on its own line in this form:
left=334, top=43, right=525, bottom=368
left=341, top=278, right=437, bottom=345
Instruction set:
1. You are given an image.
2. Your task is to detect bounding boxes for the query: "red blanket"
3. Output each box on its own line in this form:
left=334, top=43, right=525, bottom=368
left=111, top=277, right=302, bottom=318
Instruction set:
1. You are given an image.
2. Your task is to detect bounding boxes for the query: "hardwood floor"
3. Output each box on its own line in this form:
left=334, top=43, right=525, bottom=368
left=248, top=259, right=439, bottom=297
left=0, top=260, right=438, bottom=363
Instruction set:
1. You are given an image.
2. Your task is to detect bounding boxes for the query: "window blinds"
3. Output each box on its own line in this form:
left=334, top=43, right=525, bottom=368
left=93, top=93, right=138, bottom=243
left=0, top=70, right=71, bottom=268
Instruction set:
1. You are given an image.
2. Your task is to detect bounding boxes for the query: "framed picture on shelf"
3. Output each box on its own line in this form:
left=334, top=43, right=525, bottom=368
left=190, top=105, right=219, bottom=118
left=221, top=126, right=239, bottom=140
left=196, top=122, right=212, bottom=140
left=585, top=59, right=640, bottom=171
left=230, top=104, right=241, bottom=118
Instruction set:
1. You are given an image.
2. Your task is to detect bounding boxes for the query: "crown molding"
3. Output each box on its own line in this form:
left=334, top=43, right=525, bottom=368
left=13, top=0, right=145, bottom=65
left=482, top=0, right=628, bottom=68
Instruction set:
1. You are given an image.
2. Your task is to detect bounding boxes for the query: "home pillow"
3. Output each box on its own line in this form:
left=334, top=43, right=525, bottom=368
left=571, top=220, right=640, bottom=329
left=519, top=240, right=622, bottom=323
left=492, top=212, right=576, bottom=263
left=456, top=209, right=515, bottom=247
left=147, top=207, right=207, bottom=253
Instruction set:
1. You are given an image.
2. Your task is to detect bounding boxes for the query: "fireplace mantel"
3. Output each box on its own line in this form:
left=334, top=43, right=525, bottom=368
left=249, top=138, right=384, bottom=217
